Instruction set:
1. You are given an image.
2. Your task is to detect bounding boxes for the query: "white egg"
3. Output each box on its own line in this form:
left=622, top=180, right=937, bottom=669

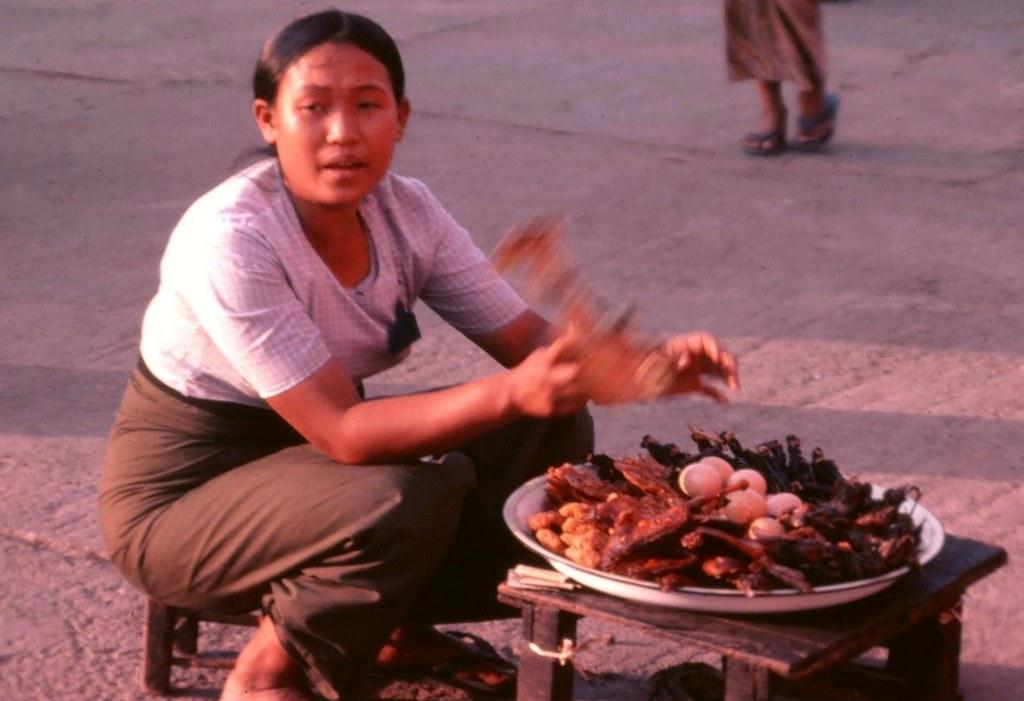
left=722, top=489, right=768, bottom=525
left=727, top=468, right=768, bottom=496
left=765, top=492, right=803, bottom=517
left=747, top=516, right=785, bottom=539
left=678, top=462, right=724, bottom=498
left=699, top=456, right=734, bottom=482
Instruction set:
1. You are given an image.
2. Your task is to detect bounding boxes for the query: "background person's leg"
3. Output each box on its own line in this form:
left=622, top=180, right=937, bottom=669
left=744, top=79, right=788, bottom=154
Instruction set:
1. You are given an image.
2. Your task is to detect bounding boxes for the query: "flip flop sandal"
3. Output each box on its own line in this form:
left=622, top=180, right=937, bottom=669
left=426, top=630, right=517, bottom=696
left=741, top=128, right=787, bottom=157
left=428, top=656, right=517, bottom=696
left=792, top=93, right=840, bottom=151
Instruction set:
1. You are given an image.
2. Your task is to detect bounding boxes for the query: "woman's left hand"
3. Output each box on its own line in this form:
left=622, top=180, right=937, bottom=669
left=662, top=332, right=740, bottom=403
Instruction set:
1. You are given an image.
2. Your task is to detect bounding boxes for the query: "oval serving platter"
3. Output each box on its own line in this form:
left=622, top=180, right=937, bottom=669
left=503, top=471, right=944, bottom=614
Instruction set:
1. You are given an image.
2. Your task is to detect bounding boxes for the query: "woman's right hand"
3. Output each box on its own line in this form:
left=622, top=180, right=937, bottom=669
left=507, top=332, right=591, bottom=417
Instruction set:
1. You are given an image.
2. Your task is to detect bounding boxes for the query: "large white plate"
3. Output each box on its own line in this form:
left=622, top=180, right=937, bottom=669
left=503, top=471, right=945, bottom=614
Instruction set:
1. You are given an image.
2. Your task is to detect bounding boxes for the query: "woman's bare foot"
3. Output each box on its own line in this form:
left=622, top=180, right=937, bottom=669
left=220, top=676, right=315, bottom=701
left=797, top=88, right=826, bottom=124
left=742, top=80, right=787, bottom=156
left=220, top=616, right=314, bottom=701
left=795, top=89, right=839, bottom=149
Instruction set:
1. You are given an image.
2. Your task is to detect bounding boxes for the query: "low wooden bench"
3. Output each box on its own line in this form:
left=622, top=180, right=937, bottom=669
left=140, top=603, right=258, bottom=695
left=498, top=535, right=1006, bottom=701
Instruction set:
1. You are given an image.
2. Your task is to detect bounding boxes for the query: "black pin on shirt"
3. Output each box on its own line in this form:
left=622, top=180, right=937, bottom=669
left=387, top=301, right=421, bottom=355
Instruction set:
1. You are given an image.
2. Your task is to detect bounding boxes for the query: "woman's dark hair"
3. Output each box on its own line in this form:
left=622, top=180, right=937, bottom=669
left=253, top=9, right=406, bottom=104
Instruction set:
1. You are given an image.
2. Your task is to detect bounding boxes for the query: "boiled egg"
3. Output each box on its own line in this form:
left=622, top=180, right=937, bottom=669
left=678, top=462, right=724, bottom=498
left=727, top=468, right=768, bottom=496
left=722, top=489, right=768, bottom=525
left=699, top=456, right=734, bottom=482
left=747, top=516, right=785, bottom=539
left=765, top=492, right=803, bottom=517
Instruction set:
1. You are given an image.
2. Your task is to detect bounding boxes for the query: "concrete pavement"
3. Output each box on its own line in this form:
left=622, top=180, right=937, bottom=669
left=2, top=1, right=1022, bottom=699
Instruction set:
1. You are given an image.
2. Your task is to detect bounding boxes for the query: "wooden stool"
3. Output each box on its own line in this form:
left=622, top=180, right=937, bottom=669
left=141, top=600, right=259, bottom=695
left=498, top=535, right=1006, bottom=701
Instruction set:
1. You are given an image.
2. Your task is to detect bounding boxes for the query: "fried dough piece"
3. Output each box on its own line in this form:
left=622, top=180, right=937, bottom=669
left=535, top=528, right=567, bottom=555
left=527, top=510, right=565, bottom=532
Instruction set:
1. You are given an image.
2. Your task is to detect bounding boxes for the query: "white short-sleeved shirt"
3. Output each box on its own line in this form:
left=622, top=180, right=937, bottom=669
left=140, top=159, right=527, bottom=407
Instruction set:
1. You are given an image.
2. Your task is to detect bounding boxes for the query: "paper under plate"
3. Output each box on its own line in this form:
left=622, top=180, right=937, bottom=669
left=503, top=471, right=944, bottom=614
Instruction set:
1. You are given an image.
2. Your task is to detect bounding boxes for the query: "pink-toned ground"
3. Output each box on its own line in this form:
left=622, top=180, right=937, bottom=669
left=1, top=1, right=1021, bottom=700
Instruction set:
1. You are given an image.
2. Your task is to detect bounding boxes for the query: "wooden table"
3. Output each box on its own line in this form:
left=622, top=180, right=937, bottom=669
left=498, top=535, right=1006, bottom=701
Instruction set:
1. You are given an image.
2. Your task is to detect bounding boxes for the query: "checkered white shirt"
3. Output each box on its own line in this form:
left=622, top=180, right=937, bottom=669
left=140, top=159, right=526, bottom=406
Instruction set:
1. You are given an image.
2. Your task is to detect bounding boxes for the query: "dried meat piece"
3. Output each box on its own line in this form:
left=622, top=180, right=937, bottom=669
left=656, top=571, right=703, bottom=591
left=600, top=503, right=689, bottom=570
left=641, top=435, right=694, bottom=468
left=612, top=554, right=699, bottom=579
left=530, top=428, right=926, bottom=595
left=612, top=455, right=678, bottom=499
left=701, top=556, right=745, bottom=580
left=545, top=464, right=618, bottom=505
left=759, top=560, right=813, bottom=592
left=594, top=494, right=647, bottom=523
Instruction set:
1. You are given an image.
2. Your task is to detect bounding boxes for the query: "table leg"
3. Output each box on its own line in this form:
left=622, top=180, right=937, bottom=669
left=886, top=600, right=963, bottom=701
left=517, top=603, right=578, bottom=701
left=723, top=658, right=773, bottom=701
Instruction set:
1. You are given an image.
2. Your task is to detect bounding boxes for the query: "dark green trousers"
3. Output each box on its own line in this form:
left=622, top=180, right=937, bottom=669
left=99, top=367, right=593, bottom=700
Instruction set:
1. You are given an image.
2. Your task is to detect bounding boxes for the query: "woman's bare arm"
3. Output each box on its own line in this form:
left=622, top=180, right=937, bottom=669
left=266, top=332, right=588, bottom=465
left=468, top=309, right=553, bottom=368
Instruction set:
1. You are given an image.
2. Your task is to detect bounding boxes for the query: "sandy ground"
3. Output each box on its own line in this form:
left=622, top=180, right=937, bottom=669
left=1, top=1, right=1022, bottom=699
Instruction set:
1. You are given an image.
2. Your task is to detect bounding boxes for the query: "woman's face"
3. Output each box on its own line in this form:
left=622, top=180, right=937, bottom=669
left=253, top=42, right=409, bottom=212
